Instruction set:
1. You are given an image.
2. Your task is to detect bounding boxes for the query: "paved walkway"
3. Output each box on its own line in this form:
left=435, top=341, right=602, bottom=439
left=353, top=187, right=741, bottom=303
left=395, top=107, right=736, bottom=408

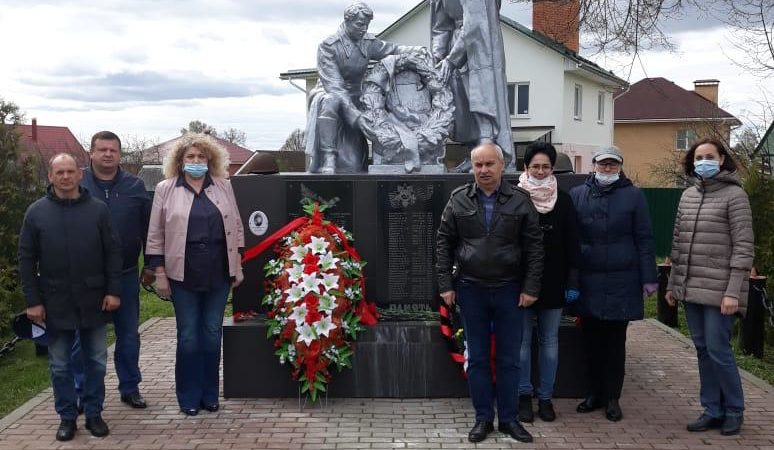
left=0, top=318, right=771, bottom=450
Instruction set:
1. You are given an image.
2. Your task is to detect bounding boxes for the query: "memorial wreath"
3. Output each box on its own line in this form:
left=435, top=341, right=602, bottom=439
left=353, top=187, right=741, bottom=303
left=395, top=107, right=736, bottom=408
left=258, top=201, right=378, bottom=401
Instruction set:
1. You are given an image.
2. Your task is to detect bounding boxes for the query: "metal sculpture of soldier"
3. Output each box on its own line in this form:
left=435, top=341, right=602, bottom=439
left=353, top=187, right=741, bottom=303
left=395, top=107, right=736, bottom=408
left=431, top=0, right=515, bottom=172
left=305, top=2, right=421, bottom=174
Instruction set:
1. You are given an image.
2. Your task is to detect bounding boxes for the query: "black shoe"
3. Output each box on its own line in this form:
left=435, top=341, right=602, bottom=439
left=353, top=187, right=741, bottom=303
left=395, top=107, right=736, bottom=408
left=720, top=416, right=743, bottom=436
left=181, top=407, right=199, bottom=416
left=121, top=392, right=147, bottom=409
left=451, top=158, right=472, bottom=173
left=85, top=415, right=109, bottom=437
left=56, top=419, right=77, bottom=441
left=605, top=399, right=623, bottom=422
left=468, top=421, right=494, bottom=443
left=76, top=400, right=84, bottom=416
left=498, top=420, right=533, bottom=443
left=538, top=399, right=556, bottom=422
left=201, top=402, right=219, bottom=412
left=687, top=414, right=723, bottom=432
left=518, top=395, right=534, bottom=423
left=576, top=395, right=602, bottom=413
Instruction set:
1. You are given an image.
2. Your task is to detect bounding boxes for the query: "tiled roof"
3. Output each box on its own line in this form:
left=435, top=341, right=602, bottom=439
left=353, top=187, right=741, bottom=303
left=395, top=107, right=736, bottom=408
left=614, top=77, right=739, bottom=123
left=142, top=134, right=254, bottom=165
left=15, top=124, right=89, bottom=167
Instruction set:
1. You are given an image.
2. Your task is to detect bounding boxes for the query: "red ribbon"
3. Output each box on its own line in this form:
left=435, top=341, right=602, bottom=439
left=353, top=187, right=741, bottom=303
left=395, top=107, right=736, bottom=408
left=242, top=216, right=307, bottom=264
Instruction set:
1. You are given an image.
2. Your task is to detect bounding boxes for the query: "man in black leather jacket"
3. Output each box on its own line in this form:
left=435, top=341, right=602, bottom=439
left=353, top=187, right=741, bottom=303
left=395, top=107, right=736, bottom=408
left=436, top=143, right=543, bottom=443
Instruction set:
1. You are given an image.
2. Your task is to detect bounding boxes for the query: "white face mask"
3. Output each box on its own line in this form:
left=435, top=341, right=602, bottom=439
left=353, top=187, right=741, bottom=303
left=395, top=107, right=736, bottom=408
left=595, top=172, right=620, bottom=186
left=527, top=175, right=551, bottom=186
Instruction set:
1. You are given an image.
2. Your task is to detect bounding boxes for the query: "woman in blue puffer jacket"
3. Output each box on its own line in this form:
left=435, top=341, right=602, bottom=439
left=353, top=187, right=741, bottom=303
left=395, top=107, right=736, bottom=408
left=570, top=146, right=657, bottom=422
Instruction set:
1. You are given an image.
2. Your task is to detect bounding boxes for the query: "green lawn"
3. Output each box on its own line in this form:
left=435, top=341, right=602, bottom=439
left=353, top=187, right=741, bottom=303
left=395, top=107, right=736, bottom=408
left=0, top=288, right=174, bottom=419
left=644, top=295, right=774, bottom=386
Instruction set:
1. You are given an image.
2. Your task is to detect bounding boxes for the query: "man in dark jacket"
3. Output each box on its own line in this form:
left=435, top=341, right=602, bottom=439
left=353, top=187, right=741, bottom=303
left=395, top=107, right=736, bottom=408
left=19, top=153, right=122, bottom=441
left=77, top=131, right=152, bottom=409
left=436, top=143, right=543, bottom=443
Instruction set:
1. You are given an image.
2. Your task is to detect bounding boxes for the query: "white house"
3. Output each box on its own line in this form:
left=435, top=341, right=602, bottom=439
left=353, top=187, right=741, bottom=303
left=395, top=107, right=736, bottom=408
left=280, top=0, right=626, bottom=173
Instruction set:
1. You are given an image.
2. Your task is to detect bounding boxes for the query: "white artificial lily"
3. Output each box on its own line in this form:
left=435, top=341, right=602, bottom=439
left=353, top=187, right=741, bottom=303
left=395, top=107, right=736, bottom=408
left=305, top=236, right=330, bottom=255
left=289, top=304, right=308, bottom=324
left=321, top=273, right=339, bottom=290
left=296, top=323, right=316, bottom=345
left=289, top=245, right=307, bottom=263
left=314, top=316, right=337, bottom=337
left=300, top=273, right=321, bottom=294
left=319, top=293, right=337, bottom=313
left=286, top=264, right=305, bottom=282
left=318, top=252, right=340, bottom=271
left=285, top=285, right=305, bottom=303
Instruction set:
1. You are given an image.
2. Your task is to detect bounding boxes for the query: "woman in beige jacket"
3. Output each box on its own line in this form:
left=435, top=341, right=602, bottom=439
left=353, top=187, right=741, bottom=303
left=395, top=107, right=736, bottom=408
left=146, top=133, right=244, bottom=416
left=666, top=138, right=754, bottom=436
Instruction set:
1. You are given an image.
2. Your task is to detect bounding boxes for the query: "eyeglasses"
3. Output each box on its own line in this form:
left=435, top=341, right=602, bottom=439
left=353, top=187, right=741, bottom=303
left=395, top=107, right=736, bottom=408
left=595, top=161, right=621, bottom=169
left=527, top=164, right=552, bottom=171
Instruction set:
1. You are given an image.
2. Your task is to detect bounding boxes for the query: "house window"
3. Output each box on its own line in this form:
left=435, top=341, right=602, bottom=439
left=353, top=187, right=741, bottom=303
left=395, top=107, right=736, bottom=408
left=507, top=82, right=530, bottom=116
left=597, top=91, right=605, bottom=123
left=574, top=156, right=582, bottom=172
left=676, top=129, right=697, bottom=151
left=573, top=84, right=582, bottom=120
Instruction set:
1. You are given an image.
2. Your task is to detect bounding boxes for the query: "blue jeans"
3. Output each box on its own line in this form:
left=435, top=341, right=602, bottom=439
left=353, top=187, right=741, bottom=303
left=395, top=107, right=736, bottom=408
left=170, top=280, right=230, bottom=409
left=456, top=280, right=523, bottom=423
left=518, top=307, right=562, bottom=400
left=48, top=326, right=107, bottom=420
left=684, top=302, right=744, bottom=419
left=71, top=271, right=142, bottom=396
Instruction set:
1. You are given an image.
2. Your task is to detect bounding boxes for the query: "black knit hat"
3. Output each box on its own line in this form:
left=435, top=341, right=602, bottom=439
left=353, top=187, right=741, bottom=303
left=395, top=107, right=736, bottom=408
left=524, top=142, right=557, bottom=167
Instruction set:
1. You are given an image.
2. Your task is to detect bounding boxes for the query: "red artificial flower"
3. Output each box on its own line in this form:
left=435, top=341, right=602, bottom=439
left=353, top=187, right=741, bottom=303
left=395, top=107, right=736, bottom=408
left=356, top=301, right=379, bottom=326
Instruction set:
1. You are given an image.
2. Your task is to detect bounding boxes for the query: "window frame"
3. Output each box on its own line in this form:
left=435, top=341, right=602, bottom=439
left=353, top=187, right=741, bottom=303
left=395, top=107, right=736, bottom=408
left=507, top=81, right=530, bottom=117
left=573, top=83, right=583, bottom=121
left=597, top=90, right=605, bottom=124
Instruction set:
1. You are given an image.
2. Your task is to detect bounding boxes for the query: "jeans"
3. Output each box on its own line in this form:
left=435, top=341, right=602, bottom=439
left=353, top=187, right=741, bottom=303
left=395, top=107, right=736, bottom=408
left=684, top=302, right=744, bottom=419
left=456, top=280, right=523, bottom=423
left=48, top=326, right=107, bottom=420
left=518, top=307, right=562, bottom=400
left=71, top=271, right=142, bottom=396
left=170, top=279, right=230, bottom=409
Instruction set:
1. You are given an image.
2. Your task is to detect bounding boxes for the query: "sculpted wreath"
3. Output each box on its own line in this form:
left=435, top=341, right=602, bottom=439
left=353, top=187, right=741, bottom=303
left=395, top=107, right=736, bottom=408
left=261, top=202, right=377, bottom=400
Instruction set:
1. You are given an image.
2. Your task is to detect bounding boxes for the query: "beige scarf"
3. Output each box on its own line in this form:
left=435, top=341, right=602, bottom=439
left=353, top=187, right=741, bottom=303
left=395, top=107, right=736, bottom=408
left=518, top=172, right=558, bottom=214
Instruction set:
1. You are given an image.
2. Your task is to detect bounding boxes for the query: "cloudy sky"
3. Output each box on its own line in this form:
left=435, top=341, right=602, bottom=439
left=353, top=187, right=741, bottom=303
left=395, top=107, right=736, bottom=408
left=1, top=0, right=770, bottom=150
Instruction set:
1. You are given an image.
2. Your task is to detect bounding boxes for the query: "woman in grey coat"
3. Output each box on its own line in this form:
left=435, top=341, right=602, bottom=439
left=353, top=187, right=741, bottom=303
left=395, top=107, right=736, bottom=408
left=666, top=138, right=754, bottom=436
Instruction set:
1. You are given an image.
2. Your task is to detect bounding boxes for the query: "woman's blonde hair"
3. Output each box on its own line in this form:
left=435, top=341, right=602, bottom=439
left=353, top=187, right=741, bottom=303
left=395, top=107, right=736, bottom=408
left=163, top=133, right=230, bottom=179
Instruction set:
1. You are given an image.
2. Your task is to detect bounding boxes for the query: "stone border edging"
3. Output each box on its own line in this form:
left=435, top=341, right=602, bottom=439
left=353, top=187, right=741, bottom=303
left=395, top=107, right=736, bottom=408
left=646, top=318, right=772, bottom=393
left=0, top=317, right=163, bottom=432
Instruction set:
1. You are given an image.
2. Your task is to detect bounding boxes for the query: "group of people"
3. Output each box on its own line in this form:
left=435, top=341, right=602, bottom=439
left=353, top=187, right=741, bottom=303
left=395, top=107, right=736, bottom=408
left=436, top=138, right=753, bottom=443
left=18, top=131, right=753, bottom=443
left=19, top=132, right=243, bottom=441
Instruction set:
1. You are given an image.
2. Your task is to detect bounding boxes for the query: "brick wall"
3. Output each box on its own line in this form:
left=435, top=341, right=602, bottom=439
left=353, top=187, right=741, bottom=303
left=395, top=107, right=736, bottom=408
left=533, top=0, right=580, bottom=53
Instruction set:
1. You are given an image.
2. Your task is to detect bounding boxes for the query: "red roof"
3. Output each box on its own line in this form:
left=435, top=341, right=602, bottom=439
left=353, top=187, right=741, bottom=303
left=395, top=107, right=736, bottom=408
left=15, top=123, right=89, bottom=168
left=142, top=135, right=253, bottom=165
left=614, top=77, right=739, bottom=123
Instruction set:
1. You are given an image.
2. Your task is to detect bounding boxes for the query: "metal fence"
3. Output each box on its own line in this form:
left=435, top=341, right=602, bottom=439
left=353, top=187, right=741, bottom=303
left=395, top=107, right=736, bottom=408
left=641, top=188, right=684, bottom=258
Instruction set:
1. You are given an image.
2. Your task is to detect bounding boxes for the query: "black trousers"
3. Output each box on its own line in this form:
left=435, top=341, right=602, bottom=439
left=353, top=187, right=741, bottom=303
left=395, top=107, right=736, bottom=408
left=581, top=317, right=630, bottom=400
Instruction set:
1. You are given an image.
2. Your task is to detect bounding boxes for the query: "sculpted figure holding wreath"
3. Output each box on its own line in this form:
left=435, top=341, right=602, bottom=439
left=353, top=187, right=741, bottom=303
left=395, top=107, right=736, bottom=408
left=305, top=2, right=423, bottom=174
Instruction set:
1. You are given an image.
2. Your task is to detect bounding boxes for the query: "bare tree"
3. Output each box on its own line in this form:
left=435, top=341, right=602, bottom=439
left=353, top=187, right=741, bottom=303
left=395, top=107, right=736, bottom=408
left=279, top=128, right=305, bottom=152
left=121, top=135, right=160, bottom=174
left=181, top=120, right=217, bottom=136
left=221, top=127, right=247, bottom=146
left=707, top=0, right=774, bottom=77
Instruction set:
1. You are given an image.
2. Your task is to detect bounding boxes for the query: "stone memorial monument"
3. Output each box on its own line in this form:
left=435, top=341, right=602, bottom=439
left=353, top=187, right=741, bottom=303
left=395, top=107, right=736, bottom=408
left=431, top=0, right=515, bottom=171
left=225, top=1, right=587, bottom=399
left=304, top=2, right=425, bottom=174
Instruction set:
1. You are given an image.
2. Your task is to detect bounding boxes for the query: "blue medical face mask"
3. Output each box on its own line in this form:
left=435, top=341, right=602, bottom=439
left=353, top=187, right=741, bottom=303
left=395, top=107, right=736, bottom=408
left=694, top=159, right=720, bottom=179
left=594, top=172, right=620, bottom=186
left=183, top=163, right=208, bottom=178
